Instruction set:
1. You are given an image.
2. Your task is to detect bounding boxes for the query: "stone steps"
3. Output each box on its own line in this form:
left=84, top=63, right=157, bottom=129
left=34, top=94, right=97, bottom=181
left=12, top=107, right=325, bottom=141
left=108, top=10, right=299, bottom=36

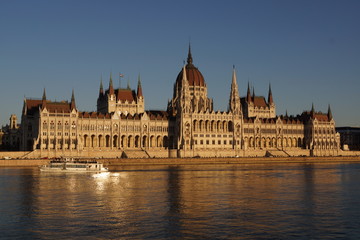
left=266, top=150, right=290, bottom=157
left=122, top=149, right=150, bottom=158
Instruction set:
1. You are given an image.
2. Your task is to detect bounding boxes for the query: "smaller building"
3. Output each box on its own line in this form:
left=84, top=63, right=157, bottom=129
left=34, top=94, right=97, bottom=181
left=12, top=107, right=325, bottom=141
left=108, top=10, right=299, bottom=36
left=336, top=127, right=360, bottom=150
left=0, top=114, right=21, bottom=150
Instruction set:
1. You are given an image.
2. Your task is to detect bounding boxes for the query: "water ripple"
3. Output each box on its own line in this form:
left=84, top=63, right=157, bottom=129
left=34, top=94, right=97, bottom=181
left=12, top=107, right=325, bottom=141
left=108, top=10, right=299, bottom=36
left=1, top=163, right=360, bottom=239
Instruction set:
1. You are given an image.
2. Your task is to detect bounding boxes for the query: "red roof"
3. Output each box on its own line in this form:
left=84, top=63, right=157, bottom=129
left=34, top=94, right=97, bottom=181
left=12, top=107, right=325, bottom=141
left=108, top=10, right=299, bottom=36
left=78, top=112, right=112, bottom=119
left=314, top=113, right=329, bottom=122
left=253, top=97, right=268, bottom=108
left=46, top=102, right=71, bottom=113
left=147, top=111, right=169, bottom=120
left=26, top=99, right=71, bottom=115
left=176, top=64, right=206, bottom=87
left=115, top=89, right=136, bottom=102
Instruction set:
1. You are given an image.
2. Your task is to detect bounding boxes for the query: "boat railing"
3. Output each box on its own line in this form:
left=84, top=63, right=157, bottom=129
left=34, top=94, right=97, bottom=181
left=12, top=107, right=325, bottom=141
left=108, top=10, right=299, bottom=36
left=50, top=158, right=100, bottom=164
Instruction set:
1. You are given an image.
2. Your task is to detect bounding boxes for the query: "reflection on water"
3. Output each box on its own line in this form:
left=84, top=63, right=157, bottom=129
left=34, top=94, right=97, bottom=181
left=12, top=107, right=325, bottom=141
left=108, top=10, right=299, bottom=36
left=1, top=163, right=360, bottom=239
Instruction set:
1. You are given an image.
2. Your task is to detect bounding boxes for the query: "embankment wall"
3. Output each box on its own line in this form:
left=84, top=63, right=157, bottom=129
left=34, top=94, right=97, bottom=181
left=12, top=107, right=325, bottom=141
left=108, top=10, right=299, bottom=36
left=1, top=156, right=360, bottom=167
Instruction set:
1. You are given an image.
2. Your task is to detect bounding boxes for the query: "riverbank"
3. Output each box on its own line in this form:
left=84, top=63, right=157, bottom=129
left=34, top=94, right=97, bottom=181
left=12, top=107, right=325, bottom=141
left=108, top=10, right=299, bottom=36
left=1, top=156, right=360, bottom=167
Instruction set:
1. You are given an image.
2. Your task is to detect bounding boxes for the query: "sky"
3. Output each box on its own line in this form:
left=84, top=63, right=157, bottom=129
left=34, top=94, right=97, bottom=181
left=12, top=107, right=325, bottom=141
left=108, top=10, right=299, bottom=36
left=1, top=0, right=359, bottom=127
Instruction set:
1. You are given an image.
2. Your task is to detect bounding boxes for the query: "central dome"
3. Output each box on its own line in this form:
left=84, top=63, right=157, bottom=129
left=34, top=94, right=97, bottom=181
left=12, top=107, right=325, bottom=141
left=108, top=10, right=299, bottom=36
left=176, top=46, right=206, bottom=87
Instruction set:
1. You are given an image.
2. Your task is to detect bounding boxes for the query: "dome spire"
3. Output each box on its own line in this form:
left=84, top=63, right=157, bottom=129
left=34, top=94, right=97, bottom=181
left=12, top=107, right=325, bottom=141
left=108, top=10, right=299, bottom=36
left=187, top=42, right=193, bottom=65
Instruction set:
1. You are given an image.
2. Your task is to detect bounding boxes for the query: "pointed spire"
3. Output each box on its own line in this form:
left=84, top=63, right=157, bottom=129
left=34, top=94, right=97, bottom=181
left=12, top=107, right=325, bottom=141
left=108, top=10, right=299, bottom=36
left=229, top=66, right=241, bottom=113
left=311, top=103, right=315, bottom=119
left=231, top=65, right=237, bottom=86
left=180, top=64, right=190, bottom=112
left=328, top=104, right=333, bottom=120
left=70, top=89, right=76, bottom=110
left=127, top=79, right=130, bottom=89
left=246, top=82, right=252, bottom=103
left=137, top=74, right=143, bottom=98
left=252, top=86, right=256, bottom=102
left=285, top=110, right=288, bottom=117
left=109, top=73, right=114, bottom=95
left=182, top=64, right=188, bottom=87
left=41, top=88, right=47, bottom=109
left=99, top=75, right=104, bottom=96
left=187, top=43, right=193, bottom=65
left=268, top=83, right=273, bottom=104
left=42, top=88, right=46, bottom=100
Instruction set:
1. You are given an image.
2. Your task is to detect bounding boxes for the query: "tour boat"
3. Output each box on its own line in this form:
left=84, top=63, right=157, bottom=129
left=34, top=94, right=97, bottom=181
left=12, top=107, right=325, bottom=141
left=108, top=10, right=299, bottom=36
left=40, top=158, right=108, bottom=172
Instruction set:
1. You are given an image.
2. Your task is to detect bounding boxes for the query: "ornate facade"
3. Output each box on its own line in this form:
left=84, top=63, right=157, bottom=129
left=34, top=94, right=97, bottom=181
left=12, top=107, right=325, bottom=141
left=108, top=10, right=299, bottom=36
left=18, top=46, right=340, bottom=158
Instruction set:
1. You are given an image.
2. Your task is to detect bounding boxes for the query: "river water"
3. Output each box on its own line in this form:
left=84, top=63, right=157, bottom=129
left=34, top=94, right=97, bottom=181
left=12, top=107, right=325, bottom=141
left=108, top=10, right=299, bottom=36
left=1, top=163, right=360, bottom=239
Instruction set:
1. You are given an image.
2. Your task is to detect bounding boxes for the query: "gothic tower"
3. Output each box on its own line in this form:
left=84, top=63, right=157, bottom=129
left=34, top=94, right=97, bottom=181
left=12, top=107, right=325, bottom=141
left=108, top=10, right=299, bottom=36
left=228, top=66, right=241, bottom=115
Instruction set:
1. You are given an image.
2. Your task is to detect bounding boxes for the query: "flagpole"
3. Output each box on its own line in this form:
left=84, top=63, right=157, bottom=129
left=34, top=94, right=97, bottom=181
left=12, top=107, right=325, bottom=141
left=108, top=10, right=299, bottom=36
left=119, top=73, right=124, bottom=89
left=119, top=72, right=121, bottom=89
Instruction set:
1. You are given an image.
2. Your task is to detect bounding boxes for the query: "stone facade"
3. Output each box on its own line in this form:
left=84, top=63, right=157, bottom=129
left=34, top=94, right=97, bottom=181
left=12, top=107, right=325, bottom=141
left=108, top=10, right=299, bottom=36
left=17, top=46, right=340, bottom=158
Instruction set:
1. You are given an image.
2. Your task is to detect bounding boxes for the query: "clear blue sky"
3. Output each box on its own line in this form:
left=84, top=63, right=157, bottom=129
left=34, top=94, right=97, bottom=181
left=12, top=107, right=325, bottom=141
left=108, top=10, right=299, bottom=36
left=1, top=0, right=359, bottom=127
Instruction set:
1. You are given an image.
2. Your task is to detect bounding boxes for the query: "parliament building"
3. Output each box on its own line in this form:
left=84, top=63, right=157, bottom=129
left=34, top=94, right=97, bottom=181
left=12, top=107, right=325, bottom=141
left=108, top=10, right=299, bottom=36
left=18, top=46, right=340, bottom=158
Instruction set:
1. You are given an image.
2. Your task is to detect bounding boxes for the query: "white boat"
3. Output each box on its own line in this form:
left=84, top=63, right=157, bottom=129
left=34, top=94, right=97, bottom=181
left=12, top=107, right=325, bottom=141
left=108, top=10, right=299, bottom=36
left=40, top=158, right=108, bottom=172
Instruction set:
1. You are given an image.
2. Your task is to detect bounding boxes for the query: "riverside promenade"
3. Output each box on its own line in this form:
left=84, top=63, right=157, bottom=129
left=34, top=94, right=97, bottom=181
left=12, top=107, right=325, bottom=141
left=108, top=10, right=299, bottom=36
left=1, top=156, right=360, bottom=167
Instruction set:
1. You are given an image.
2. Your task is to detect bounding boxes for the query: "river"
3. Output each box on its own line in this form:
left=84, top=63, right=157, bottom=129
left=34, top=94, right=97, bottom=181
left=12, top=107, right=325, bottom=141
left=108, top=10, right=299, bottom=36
left=1, top=163, right=360, bottom=239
